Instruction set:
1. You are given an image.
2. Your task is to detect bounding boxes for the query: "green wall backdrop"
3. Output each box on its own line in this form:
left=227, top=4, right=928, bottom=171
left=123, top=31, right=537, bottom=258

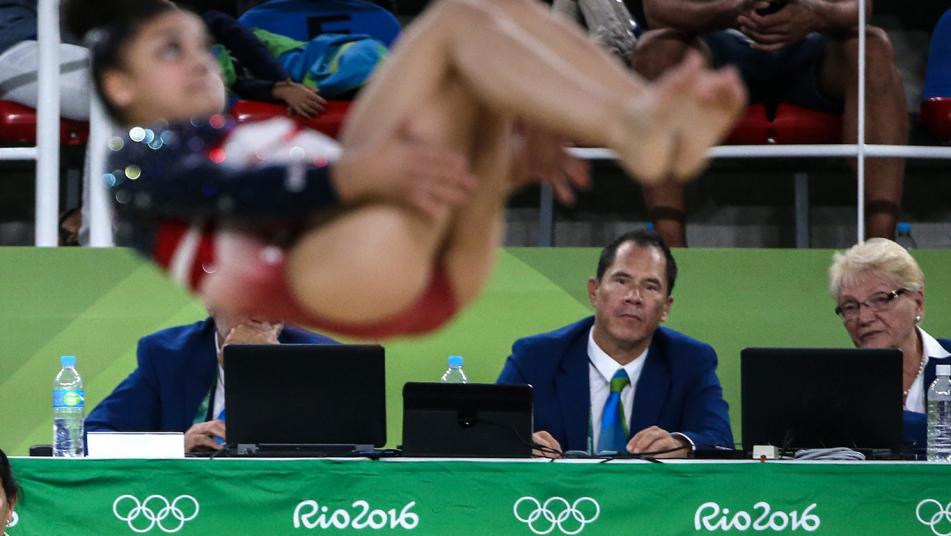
left=2, top=247, right=950, bottom=455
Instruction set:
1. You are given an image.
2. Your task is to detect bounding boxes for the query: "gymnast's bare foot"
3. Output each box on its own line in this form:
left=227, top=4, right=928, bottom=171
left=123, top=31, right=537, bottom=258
left=612, top=51, right=707, bottom=186
left=669, top=64, right=746, bottom=181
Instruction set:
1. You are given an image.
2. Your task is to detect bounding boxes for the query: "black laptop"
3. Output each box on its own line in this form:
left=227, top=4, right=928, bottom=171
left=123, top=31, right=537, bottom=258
left=741, top=347, right=903, bottom=454
left=401, top=382, right=533, bottom=457
left=224, top=344, right=386, bottom=456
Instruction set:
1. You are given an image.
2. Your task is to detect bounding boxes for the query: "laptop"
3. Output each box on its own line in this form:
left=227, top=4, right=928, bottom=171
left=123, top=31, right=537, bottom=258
left=401, top=382, right=533, bottom=457
left=741, top=347, right=903, bottom=454
left=224, top=344, right=386, bottom=456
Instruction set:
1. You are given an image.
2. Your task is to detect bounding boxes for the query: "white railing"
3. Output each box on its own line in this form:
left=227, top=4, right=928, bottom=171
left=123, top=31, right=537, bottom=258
left=34, top=0, right=60, bottom=246
left=0, top=0, right=111, bottom=246
left=570, top=145, right=951, bottom=160
left=5, top=0, right=948, bottom=247
left=86, top=95, right=113, bottom=247
left=0, top=0, right=60, bottom=246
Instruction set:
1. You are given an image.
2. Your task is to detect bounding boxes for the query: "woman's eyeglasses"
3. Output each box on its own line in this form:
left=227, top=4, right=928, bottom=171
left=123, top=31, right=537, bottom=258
left=835, top=288, right=911, bottom=320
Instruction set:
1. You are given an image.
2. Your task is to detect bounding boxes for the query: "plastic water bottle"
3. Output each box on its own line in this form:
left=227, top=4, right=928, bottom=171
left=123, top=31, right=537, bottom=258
left=927, top=364, right=951, bottom=462
left=440, top=355, right=468, bottom=383
left=53, top=355, right=85, bottom=457
left=896, top=222, right=918, bottom=250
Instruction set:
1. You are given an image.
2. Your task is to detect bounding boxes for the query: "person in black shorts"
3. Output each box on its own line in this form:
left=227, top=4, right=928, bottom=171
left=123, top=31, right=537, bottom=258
left=630, top=0, right=907, bottom=247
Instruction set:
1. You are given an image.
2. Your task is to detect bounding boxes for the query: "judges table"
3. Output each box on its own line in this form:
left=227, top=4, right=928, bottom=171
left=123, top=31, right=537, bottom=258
left=7, top=457, right=951, bottom=535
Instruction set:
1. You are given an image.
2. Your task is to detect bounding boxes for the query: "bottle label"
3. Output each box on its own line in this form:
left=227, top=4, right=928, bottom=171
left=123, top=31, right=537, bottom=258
left=53, top=389, right=84, bottom=408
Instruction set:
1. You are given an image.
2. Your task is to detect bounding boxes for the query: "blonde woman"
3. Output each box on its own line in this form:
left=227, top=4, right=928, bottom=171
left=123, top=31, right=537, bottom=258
left=829, top=238, right=951, bottom=449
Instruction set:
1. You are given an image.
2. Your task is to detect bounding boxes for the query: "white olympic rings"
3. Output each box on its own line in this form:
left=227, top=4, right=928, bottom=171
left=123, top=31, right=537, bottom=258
left=916, top=499, right=951, bottom=536
left=112, top=494, right=199, bottom=533
left=513, top=496, right=600, bottom=535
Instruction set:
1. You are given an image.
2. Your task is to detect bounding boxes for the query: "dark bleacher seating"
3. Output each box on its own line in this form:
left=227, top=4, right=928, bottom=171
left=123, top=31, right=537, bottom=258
left=724, top=103, right=842, bottom=145
left=0, top=100, right=89, bottom=146
left=920, top=98, right=951, bottom=142
left=919, top=9, right=951, bottom=142
left=229, top=99, right=351, bottom=138
left=0, top=98, right=351, bottom=148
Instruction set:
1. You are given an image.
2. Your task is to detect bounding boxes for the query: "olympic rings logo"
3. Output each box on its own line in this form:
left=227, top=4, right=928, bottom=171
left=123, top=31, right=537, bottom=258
left=916, top=499, right=951, bottom=536
left=513, top=497, right=600, bottom=535
left=112, top=495, right=200, bottom=533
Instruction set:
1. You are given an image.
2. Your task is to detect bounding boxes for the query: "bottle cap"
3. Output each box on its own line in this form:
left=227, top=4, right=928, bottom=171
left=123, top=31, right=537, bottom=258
left=937, top=364, right=951, bottom=376
left=448, top=355, right=464, bottom=367
left=60, top=355, right=77, bottom=367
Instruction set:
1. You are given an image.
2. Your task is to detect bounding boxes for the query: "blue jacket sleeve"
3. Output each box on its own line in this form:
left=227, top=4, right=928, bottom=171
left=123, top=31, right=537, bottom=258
left=677, top=344, right=734, bottom=450
left=108, top=120, right=340, bottom=221
left=203, top=10, right=290, bottom=102
left=85, top=337, right=163, bottom=432
left=903, top=410, right=926, bottom=450
left=204, top=10, right=290, bottom=83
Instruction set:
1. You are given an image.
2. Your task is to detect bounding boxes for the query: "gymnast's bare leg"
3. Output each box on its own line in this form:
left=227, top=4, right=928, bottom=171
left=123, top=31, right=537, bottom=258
left=282, top=0, right=745, bottom=325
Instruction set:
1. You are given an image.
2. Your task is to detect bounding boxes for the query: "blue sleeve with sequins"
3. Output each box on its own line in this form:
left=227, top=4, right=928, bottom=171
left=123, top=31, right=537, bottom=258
left=106, top=119, right=340, bottom=220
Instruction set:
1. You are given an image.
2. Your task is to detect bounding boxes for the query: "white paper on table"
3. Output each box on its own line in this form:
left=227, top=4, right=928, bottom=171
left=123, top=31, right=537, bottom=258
left=86, top=432, right=185, bottom=459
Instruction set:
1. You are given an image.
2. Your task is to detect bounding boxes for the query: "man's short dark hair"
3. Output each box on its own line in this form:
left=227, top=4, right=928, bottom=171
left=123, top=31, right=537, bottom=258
left=595, top=229, right=678, bottom=295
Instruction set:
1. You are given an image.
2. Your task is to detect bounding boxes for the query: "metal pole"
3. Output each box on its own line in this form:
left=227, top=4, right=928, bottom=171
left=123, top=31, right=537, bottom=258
left=794, top=173, right=810, bottom=248
left=537, top=184, right=555, bottom=247
left=856, top=0, right=867, bottom=243
left=87, top=94, right=114, bottom=246
left=34, top=0, right=61, bottom=246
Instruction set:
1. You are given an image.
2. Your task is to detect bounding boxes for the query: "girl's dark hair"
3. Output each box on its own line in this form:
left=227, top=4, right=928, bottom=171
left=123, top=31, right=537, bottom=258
left=63, top=0, right=178, bottom=122
left=0, top=449, right=20, bottom=506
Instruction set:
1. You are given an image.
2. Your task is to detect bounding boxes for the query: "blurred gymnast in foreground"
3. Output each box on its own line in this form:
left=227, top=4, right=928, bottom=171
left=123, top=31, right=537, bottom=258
left=66, top=0, right=745, bottom=339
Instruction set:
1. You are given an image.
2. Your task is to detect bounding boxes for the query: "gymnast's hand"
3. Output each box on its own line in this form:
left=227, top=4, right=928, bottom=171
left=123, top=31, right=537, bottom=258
left=512, top=123, right=590, bottom=205
left=272, top=79, right=327, bottom=117
left=331, top=123, right=479, bottom=220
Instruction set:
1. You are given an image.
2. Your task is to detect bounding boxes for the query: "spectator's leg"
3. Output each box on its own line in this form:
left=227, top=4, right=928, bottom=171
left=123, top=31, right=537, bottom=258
left=644, top=185, right=688, bottom=247
left=0, top=41, right=91, bottom=120
left=631, top=29, right=711, bottom=247
left=821, top=27, right=906, bottom=240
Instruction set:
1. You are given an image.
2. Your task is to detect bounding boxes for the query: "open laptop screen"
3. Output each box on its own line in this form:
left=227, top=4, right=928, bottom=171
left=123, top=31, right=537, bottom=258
left=224, top=344, right=386, bottom=449
left=401, top=382, right=533, bottom=457
left=741, top=347, right=903, bottom=453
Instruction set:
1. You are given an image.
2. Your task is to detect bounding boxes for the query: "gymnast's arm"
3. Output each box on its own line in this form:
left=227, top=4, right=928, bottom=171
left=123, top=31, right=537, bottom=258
left=107, top=120, right=339, bottom=220
left=107, top=118, right=478, bottom=221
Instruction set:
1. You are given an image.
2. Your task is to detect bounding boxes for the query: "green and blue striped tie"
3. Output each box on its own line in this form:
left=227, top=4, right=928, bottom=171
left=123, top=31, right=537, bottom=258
left=597, top=369, right=630, bottom=454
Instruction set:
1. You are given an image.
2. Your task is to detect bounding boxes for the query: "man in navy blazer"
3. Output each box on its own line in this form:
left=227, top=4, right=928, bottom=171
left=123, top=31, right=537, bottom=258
left=86, top=309, right=335, bottom=453
left=498, top=230, right=732, bottom=458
